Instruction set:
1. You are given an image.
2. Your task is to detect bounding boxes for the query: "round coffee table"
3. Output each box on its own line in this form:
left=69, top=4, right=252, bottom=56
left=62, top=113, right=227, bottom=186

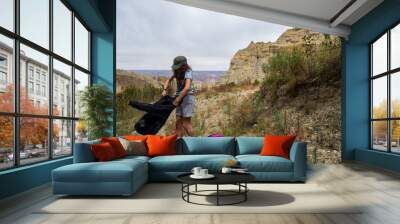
left=177, top=173, right=255, bottom=206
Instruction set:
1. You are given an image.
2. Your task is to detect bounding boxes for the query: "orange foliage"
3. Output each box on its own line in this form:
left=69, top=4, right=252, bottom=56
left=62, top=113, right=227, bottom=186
left=0, top=85, right=59, bottom=149
left=373, top=99, right=400, bottom=141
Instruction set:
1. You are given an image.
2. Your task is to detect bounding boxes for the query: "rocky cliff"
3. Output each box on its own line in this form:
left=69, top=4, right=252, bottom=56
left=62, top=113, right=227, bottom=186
left=222, top=28, right=333, bottom=84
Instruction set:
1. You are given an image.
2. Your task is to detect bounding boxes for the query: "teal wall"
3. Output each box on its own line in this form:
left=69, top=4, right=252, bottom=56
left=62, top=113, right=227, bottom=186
left=343, top=0, right=400, bottom=171
left=0, top=0, right=116, bottom=200
left=92, top=31, right=116, bottom=135
left=0, top=158, right=72, bottom=199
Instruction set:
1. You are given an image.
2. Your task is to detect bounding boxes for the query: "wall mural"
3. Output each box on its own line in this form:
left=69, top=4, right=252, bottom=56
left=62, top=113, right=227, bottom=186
left=116, top=28, right=342, bottom=164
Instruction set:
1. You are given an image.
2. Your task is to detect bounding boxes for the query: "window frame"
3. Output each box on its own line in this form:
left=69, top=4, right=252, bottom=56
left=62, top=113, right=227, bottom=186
left=370, top=22, right=400, bottom=154
left=0, top=0, right=92, bottom=171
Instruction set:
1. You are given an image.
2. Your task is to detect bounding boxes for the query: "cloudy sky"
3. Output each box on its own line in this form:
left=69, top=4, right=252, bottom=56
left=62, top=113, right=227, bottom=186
left=117, top=0, right=289, bottom=71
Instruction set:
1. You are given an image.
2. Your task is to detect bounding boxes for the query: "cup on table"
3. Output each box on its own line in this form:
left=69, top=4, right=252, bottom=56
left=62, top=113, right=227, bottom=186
left=191, top=167, right=202, bottom=176
left=221, top=167, right=232, bottom=174
left=200, top=169, right=208, bottom=176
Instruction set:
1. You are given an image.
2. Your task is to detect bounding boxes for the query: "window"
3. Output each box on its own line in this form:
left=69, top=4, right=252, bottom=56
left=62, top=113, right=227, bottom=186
left=75, top=18, right=90, bottom=70
left=0, top=0, right=91, bottom=170
left=74, top=69, right=89, bottom=118
left=28, top=81, right=34, bottom=94
left=20, top=0, right=49, bottom=49
left=53, top=119, right=72, bottom=158
left=35, top=84, right=40, bottom=95
left=53, top=0, right=72, bottom=60
left=28, top=67, right=34, bottom=80
left=42, top=85, right=46, bottom=97
left=0, top=71, right=7, bottom=83
left=371, top=23, right=400, bottom=153
left=0, top=0, right=14, bottom=32
left=20, top=117, right=49, bottom=165
left=0, top=54, right=7, bottom=86
left=35, top=70, right=41, bottom=81
left=0, top=116, right=13, bottom=170
left=53, top=59, right=72, bottom=117
left=0, top=55, right=7, bottom=67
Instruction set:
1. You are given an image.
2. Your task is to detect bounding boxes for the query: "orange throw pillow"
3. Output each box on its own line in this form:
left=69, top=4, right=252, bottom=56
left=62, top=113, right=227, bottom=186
left=260, top=135, right=296, bottom=159
left=91, top=142, right=117, bottom=162
left=101, top=137, right=127, bottom=158
left=146, top=135, right=177, bottom=157
left=124, top=135, right=147, bottom=141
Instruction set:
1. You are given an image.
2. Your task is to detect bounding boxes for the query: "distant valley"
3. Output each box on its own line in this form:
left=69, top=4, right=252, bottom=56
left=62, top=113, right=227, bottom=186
left=130, top=70, right=225, bottom=83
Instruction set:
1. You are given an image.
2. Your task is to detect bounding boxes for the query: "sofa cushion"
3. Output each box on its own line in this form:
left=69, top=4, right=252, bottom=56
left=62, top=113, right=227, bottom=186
left=177, top=137, right=235, bottom=155
left=53, top=158, right=147, bottom=183
left=149, top=154, right=235, bottom=172
left=101, top=137, right=127, bottom=158
left=91, top=142, right=118, bottom=161
left=260, top=135, right=296, bottom=159
left=119, top=138, right=147, bottom=156
left=147, top=135, right=177, bottom=157
left=236, top=155, right=293, bottom=172
left=236, top=137, right=263, bottom=155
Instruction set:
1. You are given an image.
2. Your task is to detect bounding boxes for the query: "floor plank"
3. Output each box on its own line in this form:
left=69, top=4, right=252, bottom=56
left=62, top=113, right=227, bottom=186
left=1, top=162, right=400, bottom=224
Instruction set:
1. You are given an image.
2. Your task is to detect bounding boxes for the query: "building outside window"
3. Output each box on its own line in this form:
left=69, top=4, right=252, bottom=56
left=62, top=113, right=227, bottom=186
left=35, top=83, right=40, bottom=95
left=0, top=54, right=7, bottom=89
left=371, top=23, right=400, bottom=153
left=28, top=66, right=34, bottom=80
left=0, top=0, right=91, bottom=170
left=41, top=85, right=46, bottom=97
left=28, top=81, right=34, bottom=94
left=35, top=70, right=40, bottom=81
left=41, top=73, right=46, bottom=83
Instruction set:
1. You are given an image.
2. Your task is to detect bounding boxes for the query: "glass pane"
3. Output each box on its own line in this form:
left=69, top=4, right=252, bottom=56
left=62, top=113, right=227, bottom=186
left=372, top=33, right=387, bottom=76
left=391, top=120, right=400, bottom=153
left=20, top=44, right=49, bottom=115
left=53, top=59, right=72, bottom=117
left=372, top=121, right=388, bottom=151
left=53, top=119, right=72, bottom=157
left=0, top=34, right=14, bottom=112
left=0, top=116, right=14, bottom=170
left=392, top=72, right=400, bottom=118
left=74, top=18, right=89, bottom=70
left=75, top=120, right=88, bottom=143
left=0, top=0, right=14, bottom=31
left=53, top=0, right=72, bottom=60
left=372, top=76, right=387, bottom=119
left=20, top=0, right=49, bottom=49
left=74, top=69, right=89, bottom=118
left=391, top=24, right=400, bottom=70
left=20, top=117, right=49, bottom=165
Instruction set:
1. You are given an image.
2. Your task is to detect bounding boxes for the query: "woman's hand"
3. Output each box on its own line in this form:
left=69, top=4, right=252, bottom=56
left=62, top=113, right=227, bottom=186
left=162, top=90, right=168, bottom=96
left=173, top=97, right=182, bottom=106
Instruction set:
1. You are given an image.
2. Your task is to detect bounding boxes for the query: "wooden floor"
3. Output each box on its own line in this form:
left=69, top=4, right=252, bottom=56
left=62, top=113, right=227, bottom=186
left=1, top=162, right=400, bottom=224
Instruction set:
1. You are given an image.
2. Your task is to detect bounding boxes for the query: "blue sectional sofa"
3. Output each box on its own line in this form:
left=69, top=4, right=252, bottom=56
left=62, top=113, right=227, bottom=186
left=52, top=137, right=307, bottom=196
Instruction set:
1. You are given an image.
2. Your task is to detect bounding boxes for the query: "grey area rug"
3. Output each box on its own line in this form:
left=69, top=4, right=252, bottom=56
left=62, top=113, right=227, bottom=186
left=37, top=183, right=362, bottom=214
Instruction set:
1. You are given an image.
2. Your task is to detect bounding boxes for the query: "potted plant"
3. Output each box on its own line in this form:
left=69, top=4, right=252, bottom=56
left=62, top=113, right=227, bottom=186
left=79, top=84, right=113, bottom=140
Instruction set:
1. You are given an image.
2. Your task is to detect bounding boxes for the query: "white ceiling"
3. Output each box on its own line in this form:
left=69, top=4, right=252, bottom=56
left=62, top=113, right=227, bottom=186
left=165, top=0, right=384, bottom=37
left=228, top=0, right=352, bottom=22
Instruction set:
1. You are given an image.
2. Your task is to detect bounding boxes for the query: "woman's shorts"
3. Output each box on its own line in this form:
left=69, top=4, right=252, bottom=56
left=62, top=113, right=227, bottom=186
left=176, top=94, right=195, bottom=118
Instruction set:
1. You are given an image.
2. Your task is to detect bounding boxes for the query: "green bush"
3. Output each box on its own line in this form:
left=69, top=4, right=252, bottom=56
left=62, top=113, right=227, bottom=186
left=258, top=35, right=341, bottom=102
left=79, top=84, right=113, bottom=140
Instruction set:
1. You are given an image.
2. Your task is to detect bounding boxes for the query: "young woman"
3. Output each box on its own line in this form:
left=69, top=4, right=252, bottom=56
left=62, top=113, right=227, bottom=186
left=162, top=56, right=195, bottom=137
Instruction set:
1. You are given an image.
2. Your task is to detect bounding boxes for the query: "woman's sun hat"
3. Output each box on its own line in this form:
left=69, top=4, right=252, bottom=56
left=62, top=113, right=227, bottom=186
left=172, top=56, right=187, bottom=70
